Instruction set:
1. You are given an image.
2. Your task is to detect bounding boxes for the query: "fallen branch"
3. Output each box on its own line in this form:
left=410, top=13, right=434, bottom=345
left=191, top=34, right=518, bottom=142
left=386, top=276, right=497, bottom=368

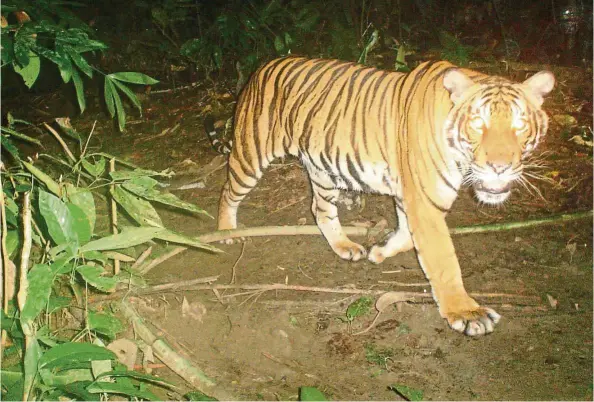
left=119, top=302, right=236, bottom=401
left=195, top=210, right=593, bottom=243
left=92, top=281, right=542, bottom=306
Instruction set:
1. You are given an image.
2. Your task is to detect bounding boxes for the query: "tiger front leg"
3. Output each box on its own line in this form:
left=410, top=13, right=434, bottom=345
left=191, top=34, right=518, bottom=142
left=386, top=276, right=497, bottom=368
left=368, top=204, right=414, bottom=264
left=408, top=206, right=501, bottom=336
left=310, top=182, right=367, bottom=261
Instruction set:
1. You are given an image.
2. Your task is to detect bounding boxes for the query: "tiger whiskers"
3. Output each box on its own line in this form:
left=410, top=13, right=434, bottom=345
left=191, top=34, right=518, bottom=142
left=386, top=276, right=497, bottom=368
left=516, top=175, right=547, bottom=202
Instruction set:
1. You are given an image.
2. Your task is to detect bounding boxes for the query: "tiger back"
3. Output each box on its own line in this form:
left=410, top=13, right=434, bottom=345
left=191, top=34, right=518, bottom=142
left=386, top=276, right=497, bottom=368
left=216, top=56, right=554, bottom=336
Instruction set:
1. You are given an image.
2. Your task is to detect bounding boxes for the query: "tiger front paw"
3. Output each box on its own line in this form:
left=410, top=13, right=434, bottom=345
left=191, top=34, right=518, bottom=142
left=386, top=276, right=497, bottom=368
left=443, top=307, right=501, bottom=336
left=331, top=240, right=367, bottom=261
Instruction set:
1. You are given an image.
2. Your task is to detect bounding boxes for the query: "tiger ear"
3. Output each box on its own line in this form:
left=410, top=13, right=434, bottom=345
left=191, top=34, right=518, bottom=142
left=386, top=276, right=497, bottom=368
left=443, top=69, right=475, bottom=104
left=523, top=71, right=555, bottom=105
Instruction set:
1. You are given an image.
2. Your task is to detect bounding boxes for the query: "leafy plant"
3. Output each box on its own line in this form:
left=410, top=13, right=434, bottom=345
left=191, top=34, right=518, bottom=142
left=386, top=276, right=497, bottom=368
left=388, top=383, right=424, bottom=401
left=1, top=4, right=158, bottom=131
left=299, top=386, right=328, bottom=401
left=1, top=120, right=215, bottom=400
left=339, top=296, right=373, bottom=333
left=364, top=343, right=394, bottom=369
left=438, top=31, right=474, bottom=66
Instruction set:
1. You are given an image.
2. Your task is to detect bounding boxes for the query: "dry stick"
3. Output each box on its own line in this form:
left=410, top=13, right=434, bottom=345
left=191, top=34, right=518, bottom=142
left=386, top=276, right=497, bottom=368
left=91, top=282, right=541, bottom=305
left=229, top=242, right=245, bottom=284
left=0, top=191, right=10, bottom=350
left=138, top=246, right=186, bottom=275
left=131, top=246, right=153, bottom=271
left=44, top=122, right=76, bottom=163
left=119, top=302, right=236, bottom=401
left=17, top=193, right=33, bottom=402
left=195, top=210, right=593, bottom=244
left=109, top=158, right=120, bottom=275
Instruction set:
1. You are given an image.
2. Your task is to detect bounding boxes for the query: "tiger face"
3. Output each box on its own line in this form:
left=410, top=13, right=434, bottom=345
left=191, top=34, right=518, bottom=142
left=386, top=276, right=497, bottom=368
left=444, top=69, right=555, bottom=205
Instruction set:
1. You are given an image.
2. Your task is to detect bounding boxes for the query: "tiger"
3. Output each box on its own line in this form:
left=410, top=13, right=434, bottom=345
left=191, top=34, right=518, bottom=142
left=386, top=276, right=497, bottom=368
left=213, top=56, right=554, bottom=336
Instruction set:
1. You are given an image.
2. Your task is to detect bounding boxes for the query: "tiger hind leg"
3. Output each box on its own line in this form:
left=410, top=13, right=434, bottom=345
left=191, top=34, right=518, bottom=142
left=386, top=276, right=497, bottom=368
left=368, top=203, right=413, bottom=264
left=309, top=175, right=367, bottom=261
left=218, top=153, right=262, bottom=244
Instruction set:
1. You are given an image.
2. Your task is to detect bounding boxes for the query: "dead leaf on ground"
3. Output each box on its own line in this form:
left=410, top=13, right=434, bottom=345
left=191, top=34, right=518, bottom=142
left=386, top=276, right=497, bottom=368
left=181, top=297, right=207, bottom=322
left=107, top=339, right=138, bottom=370
left=546, top=294, right=558, bottom=309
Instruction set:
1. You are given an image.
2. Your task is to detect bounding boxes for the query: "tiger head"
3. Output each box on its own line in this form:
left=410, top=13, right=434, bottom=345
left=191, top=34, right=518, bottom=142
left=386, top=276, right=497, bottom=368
left=443, top=68, right=555, bottom=205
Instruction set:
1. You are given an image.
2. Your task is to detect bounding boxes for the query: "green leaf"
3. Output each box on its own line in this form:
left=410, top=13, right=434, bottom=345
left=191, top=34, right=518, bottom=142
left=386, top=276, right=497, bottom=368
left=274, top=35, right=285, bottom=53
left=88, top=311, right=124, bottom=340
left=1, top=135, right=21, bottom=162
left=21, top=264, right=54, bottom=322
left=56, top=381, right=99, bottom=401
left=388, top=384, right=424, bottom=401
left=67, top=202, right=92, bottom=244
left=68, top=50, right=93, bottom=78
left=299, top=386, right=328, bottom=401
left=87, top=380, right=160, bottom=400
left=81, top=156, right=106, bottom=178
left=112, top=82, right=127, bottom=131
left=109, top=168, right=170, bottom=181
left=111, top=186, right=163, bottom=227
left=0, top=370, right=24, bottom=401
left=47, top=296, right=71, bottom=314
left=345, top=297, right=373, bottom=321
left=38, top=343, right=117, bottom=371
left=80, top=227, right=164, bottom=252
left=123, top=179, right=212, bottom=218
left=5, top=230, right=20, bottom=258
left=155, top=229, right=219, bottom=252
left=23, top=336, right=42, bottom=400
left=80, top=250, right=108, bottom=265
left=185, top=390, right=218, bottom=401
left=13, top=50, right=41, bottom=88
left=1, top=125, right=43, bottom=146
left=71, top=67, right=86, bottom=114
left=22, top=161, right=61, bottom=196
left=67, top=188, right=96, bottom=233
left=108, top=72, right=159, bottom=85
left=104, top=77, right=116, bottom=118
left=95, top=370, right=176, bottom=390
left=112, top=79, right=142, bottom=114
left=76, top=265, right=117, bottom=293
left=38, top=190, right=78, bottom=247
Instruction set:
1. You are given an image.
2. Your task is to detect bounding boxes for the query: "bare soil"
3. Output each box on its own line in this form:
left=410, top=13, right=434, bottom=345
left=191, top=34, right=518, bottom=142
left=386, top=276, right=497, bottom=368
left=15, top=63, right=594, bottom=400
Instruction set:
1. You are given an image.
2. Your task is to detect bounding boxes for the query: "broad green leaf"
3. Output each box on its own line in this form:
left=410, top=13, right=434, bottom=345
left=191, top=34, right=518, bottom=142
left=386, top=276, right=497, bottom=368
left=88, top=311, right=124, bottom=340
left=47, top=296, right=71, bottom=314
left=299, top=386, right=328, bottom=401
left=13, top=50, right=40, bottom=88
left=58, top=57, right=73, bottom=83
left=87, top=381, right=159, bottom=400
left=112, top=79, right=142, bottom=113
left=38, top=190, right=78, bottom=246
left=112, top=82, right=127, bottom=131
left=123, top=180, right=212, bottom=218
left=71, top=67, right=86, bottom=113
left=80, top=227, right=164, bottom=252
left=68, top=50, right=93, bottom=77
left=0, top=135, right=21, bottom=162
left=21, top=264, right=54, bottom=322
left=104, top=77, right=116, bottom=118
left=76, top=265, right=117, bottom=293
left=23, top=336, right=42, bottom=400
left=81, top=250, right=108, bottom=264
left=185, top=391, right=218, bottom=401
left=67, top=188, right=96, bottom=232
left=38, top=343, right=117, bottom=371
left=6, top=230, right=20, bottom=257
left=388, top=384, right=424, bottom=401
left=274, top=35, right=285, bottom=53
left=155, top=229, right=220, bottom=252
left=108, top=72, right=159, bottom=85
left=67, top=202, right=92, bottom=244
left=111, top=186, right=163, bottom=227
left=22, top=161, right=61, bottom=196
left=81, top=157, right=106, bottom=178
left=1, top=371, right=24, bottom=401
left=346, top=297, right=373, bottom=321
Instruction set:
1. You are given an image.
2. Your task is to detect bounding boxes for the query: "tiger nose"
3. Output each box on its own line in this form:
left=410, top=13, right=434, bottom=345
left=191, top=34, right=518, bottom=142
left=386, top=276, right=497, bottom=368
left=486, top=161, right=512, bottom=174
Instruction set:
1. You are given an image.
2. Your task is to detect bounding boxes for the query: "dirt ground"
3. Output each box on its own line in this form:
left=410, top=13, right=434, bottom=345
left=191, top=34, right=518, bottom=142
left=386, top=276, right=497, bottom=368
left=11, top=62, right=594, bottom=400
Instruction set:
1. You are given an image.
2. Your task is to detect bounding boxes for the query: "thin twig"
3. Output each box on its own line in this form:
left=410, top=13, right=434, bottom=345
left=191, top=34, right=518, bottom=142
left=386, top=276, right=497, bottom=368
left=138, top=247, right=186, bottom=275
left=0, top=191, right=10, bottom=350
left=109, top=158, right=120, bottom=275
left=131, top=246, right=153, bottom=271
left=377, top=281, right=429, bottom=287
left=90, top=281, right=542, bottom=306
left=229, top=243, right=245, bottom=284
left=44, top=122, right=76, bottom=163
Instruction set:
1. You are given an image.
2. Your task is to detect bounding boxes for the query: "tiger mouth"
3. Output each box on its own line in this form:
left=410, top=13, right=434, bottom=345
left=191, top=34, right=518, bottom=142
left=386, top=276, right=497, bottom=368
left=475, top=182, right=512, bottom=195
